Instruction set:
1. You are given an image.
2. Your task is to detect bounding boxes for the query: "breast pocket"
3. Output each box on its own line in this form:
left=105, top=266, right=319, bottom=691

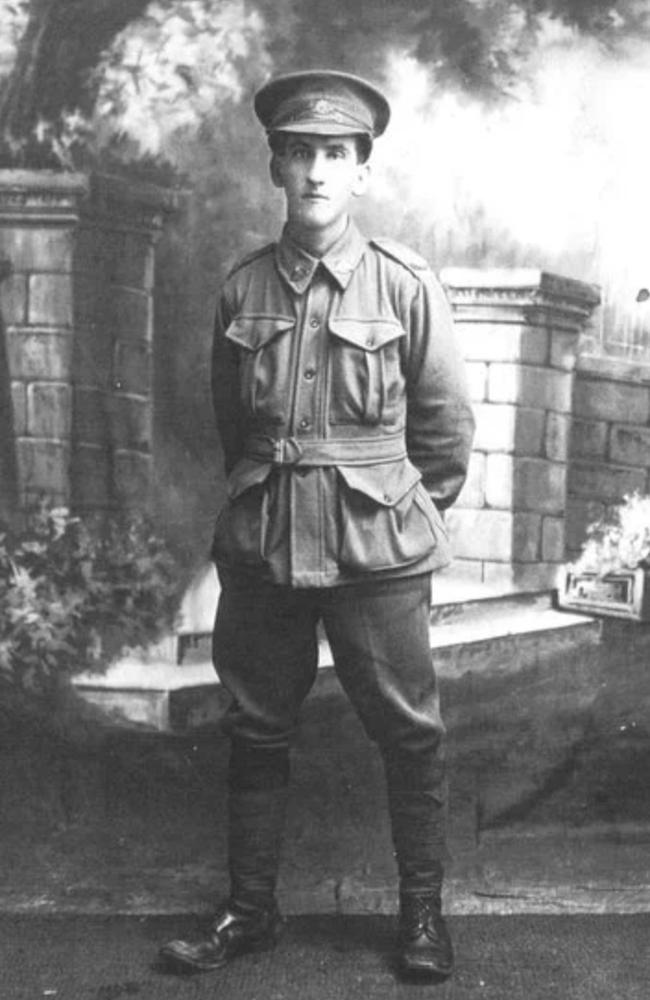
left=225, top=314, right=295, bottom=424
left=327, top=317, right=405, bottom=426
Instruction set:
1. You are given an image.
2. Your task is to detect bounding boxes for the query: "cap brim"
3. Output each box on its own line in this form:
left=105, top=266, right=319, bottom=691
left=268, top=120, right=373, bottom=136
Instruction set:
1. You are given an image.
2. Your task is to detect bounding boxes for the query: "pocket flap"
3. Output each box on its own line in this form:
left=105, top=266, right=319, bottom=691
left=328, top=317, right=404, bottom=352
left=226, top=458, right=273, bottom=500
left=225, top=315, right=295, bottom=352
left=338, top=458, right=421, bottom=506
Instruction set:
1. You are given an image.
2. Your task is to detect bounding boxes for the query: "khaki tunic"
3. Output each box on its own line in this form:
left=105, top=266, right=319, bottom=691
left=211, top=221, right=475, bottom=588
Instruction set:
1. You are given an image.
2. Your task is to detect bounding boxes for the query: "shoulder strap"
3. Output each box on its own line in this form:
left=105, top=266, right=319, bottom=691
left=370, top=237, right=430, bottom=278
left=226, top=242, right=275, bottom=279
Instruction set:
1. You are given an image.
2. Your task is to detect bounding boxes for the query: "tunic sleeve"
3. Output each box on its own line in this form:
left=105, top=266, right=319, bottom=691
left=404, top=271, right=475, bottom=510
left=211, top=291, right=245, bottom=476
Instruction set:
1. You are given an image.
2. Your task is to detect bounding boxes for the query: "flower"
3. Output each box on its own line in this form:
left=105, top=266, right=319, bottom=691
left=572, top=492, right=650, bottom=576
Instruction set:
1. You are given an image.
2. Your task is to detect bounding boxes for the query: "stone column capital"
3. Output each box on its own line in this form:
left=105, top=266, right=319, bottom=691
left=0, top=170, right=89, bottom=225
left=441, top=267, right=601, bottom=333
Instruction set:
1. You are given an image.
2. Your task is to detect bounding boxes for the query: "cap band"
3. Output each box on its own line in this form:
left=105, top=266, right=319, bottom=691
left=269, top=95, right=373, bottom=135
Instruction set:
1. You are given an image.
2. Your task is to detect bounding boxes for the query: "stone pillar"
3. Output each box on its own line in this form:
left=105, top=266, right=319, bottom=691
left=0, top=171, right=88, bottom=508
left=0, top=254, right=16, bottom=518
left=441, top=268, right=601, bottom=589
left=71, top=174, right=177, bottom=513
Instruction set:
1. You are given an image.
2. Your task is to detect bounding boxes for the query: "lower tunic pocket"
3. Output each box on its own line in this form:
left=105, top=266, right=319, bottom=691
left=211, top=459, right=273, bottom=568
left=337, top=460, right=449, bottom=573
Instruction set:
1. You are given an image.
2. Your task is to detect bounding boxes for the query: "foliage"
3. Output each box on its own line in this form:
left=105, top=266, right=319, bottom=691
left=1, top=0, right=649, bottom=168
left=0, top=1, right=28, bottom=76
left=0, top=0, right=267, bottom=169
left=0, top=501, right=182, bottom=715
left=572, top=492, right=650, bottom=576
left=88, top=0, right=268, bottom=162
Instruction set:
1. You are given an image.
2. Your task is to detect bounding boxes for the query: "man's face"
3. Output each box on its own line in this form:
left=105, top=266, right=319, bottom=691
left=271, top=133, right=370, bottom=234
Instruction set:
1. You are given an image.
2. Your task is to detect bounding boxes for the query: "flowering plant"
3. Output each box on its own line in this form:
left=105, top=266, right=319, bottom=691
left=572, top=492, right=650, bottom=577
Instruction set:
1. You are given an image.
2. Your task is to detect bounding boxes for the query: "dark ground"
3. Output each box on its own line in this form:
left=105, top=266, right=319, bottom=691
left=3, top=913, right=650, bottom=1000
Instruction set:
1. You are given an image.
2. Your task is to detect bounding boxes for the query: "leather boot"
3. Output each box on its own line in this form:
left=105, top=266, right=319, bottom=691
left=398, top=892, right=454, bottom=979
left=227, top=784, right=288, bottom=907
left=160, top=742, right=289, bottom=974
left=398, top=896, right=454, bottom=980
left=386, top=777, right=453, bottom=979
left=225, top=739, right=290, bottom=907
left=160, top=897, right=282, bottom=973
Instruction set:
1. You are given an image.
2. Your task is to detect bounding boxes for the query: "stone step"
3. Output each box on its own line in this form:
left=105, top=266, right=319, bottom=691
left=73, top=589, right=601, bottom=733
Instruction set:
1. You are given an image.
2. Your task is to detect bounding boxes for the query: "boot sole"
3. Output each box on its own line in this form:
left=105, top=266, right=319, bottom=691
left=400, top=954, right=454, bottom=981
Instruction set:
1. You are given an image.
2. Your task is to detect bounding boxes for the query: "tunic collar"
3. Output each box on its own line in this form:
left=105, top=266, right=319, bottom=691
left=275, top=219, right=367, bottom=293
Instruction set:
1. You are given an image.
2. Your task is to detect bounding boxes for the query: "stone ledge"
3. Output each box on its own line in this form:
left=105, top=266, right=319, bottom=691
left=443, top=266, right=598, bottom=295
left=442, top=268, right=601, bottom=330
left=578, top=353, right=650, bottom=385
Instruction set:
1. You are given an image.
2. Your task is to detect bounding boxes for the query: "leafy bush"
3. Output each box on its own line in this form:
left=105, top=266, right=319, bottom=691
left=0, top=501, right=182, bottom=720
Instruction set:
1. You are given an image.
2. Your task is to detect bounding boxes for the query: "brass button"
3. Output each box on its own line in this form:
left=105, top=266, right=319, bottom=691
left=298, top=417, right=310, bottom=430
left=292, top=266, right=306, bottom=280
left=304, top=368, right=316, bottom=380
left=366, top=336, right=375, bottom=347
left=383, top=493, right=392, bottom=503
left=309, top=317, right=319, bottom=328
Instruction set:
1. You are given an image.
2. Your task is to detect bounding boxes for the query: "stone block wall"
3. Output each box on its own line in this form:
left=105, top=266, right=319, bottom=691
left=441, top=269, right=600, bottom=589
left=566, top=355, right=650, bottom=560
left=0, top=172, right=87, bottom=508
left=0, top=170, right=175, bottom=516
left=0, top=256, right=16, bottom=517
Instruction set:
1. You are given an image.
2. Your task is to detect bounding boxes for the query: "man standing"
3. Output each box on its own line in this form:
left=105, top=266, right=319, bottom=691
left=161, top=70, right=475, bottom=982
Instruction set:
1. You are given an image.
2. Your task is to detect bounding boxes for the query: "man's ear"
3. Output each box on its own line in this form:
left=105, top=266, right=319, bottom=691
left=270, top=155, right=285, bottom=189
left=352, top=161, right=371, bottom=198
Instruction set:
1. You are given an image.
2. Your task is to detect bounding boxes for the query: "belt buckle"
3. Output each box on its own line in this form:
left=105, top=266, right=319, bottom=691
left=271, top=437, right=302, bottom=465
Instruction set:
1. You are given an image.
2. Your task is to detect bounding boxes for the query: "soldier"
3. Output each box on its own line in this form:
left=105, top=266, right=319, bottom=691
left=161, top=69, right=475, bottom=982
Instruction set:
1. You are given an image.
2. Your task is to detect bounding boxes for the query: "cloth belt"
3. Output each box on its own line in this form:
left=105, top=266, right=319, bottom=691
left=243, top=432, right=407, bottom=467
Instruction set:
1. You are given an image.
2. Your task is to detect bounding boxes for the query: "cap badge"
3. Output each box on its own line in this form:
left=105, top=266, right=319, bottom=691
left=312, top=99, right=337, bottom=117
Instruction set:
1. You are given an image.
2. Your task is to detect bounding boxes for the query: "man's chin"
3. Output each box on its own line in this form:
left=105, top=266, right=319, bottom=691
left=298, top=209, right=333, bottom=227
left=292, top=206, right=345, bottom=230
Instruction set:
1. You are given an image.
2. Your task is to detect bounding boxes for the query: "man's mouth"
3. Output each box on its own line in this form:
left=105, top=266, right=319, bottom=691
left=303, top=193, right=328, bottom=200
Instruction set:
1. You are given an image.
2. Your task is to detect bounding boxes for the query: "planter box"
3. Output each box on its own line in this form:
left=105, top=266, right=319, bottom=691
left=560, top=566, right=650, bottom=621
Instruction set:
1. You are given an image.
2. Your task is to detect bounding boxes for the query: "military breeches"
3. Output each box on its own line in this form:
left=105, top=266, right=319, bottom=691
left=213, top=570, right=445, bottom=789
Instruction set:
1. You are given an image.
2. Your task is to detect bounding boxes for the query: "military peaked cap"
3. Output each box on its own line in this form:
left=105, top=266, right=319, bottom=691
left=254, top=70, right=390, bottom=139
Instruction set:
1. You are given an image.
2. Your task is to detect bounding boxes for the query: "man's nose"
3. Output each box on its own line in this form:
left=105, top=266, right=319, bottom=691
left=306, top=151, right=326, bottom=183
